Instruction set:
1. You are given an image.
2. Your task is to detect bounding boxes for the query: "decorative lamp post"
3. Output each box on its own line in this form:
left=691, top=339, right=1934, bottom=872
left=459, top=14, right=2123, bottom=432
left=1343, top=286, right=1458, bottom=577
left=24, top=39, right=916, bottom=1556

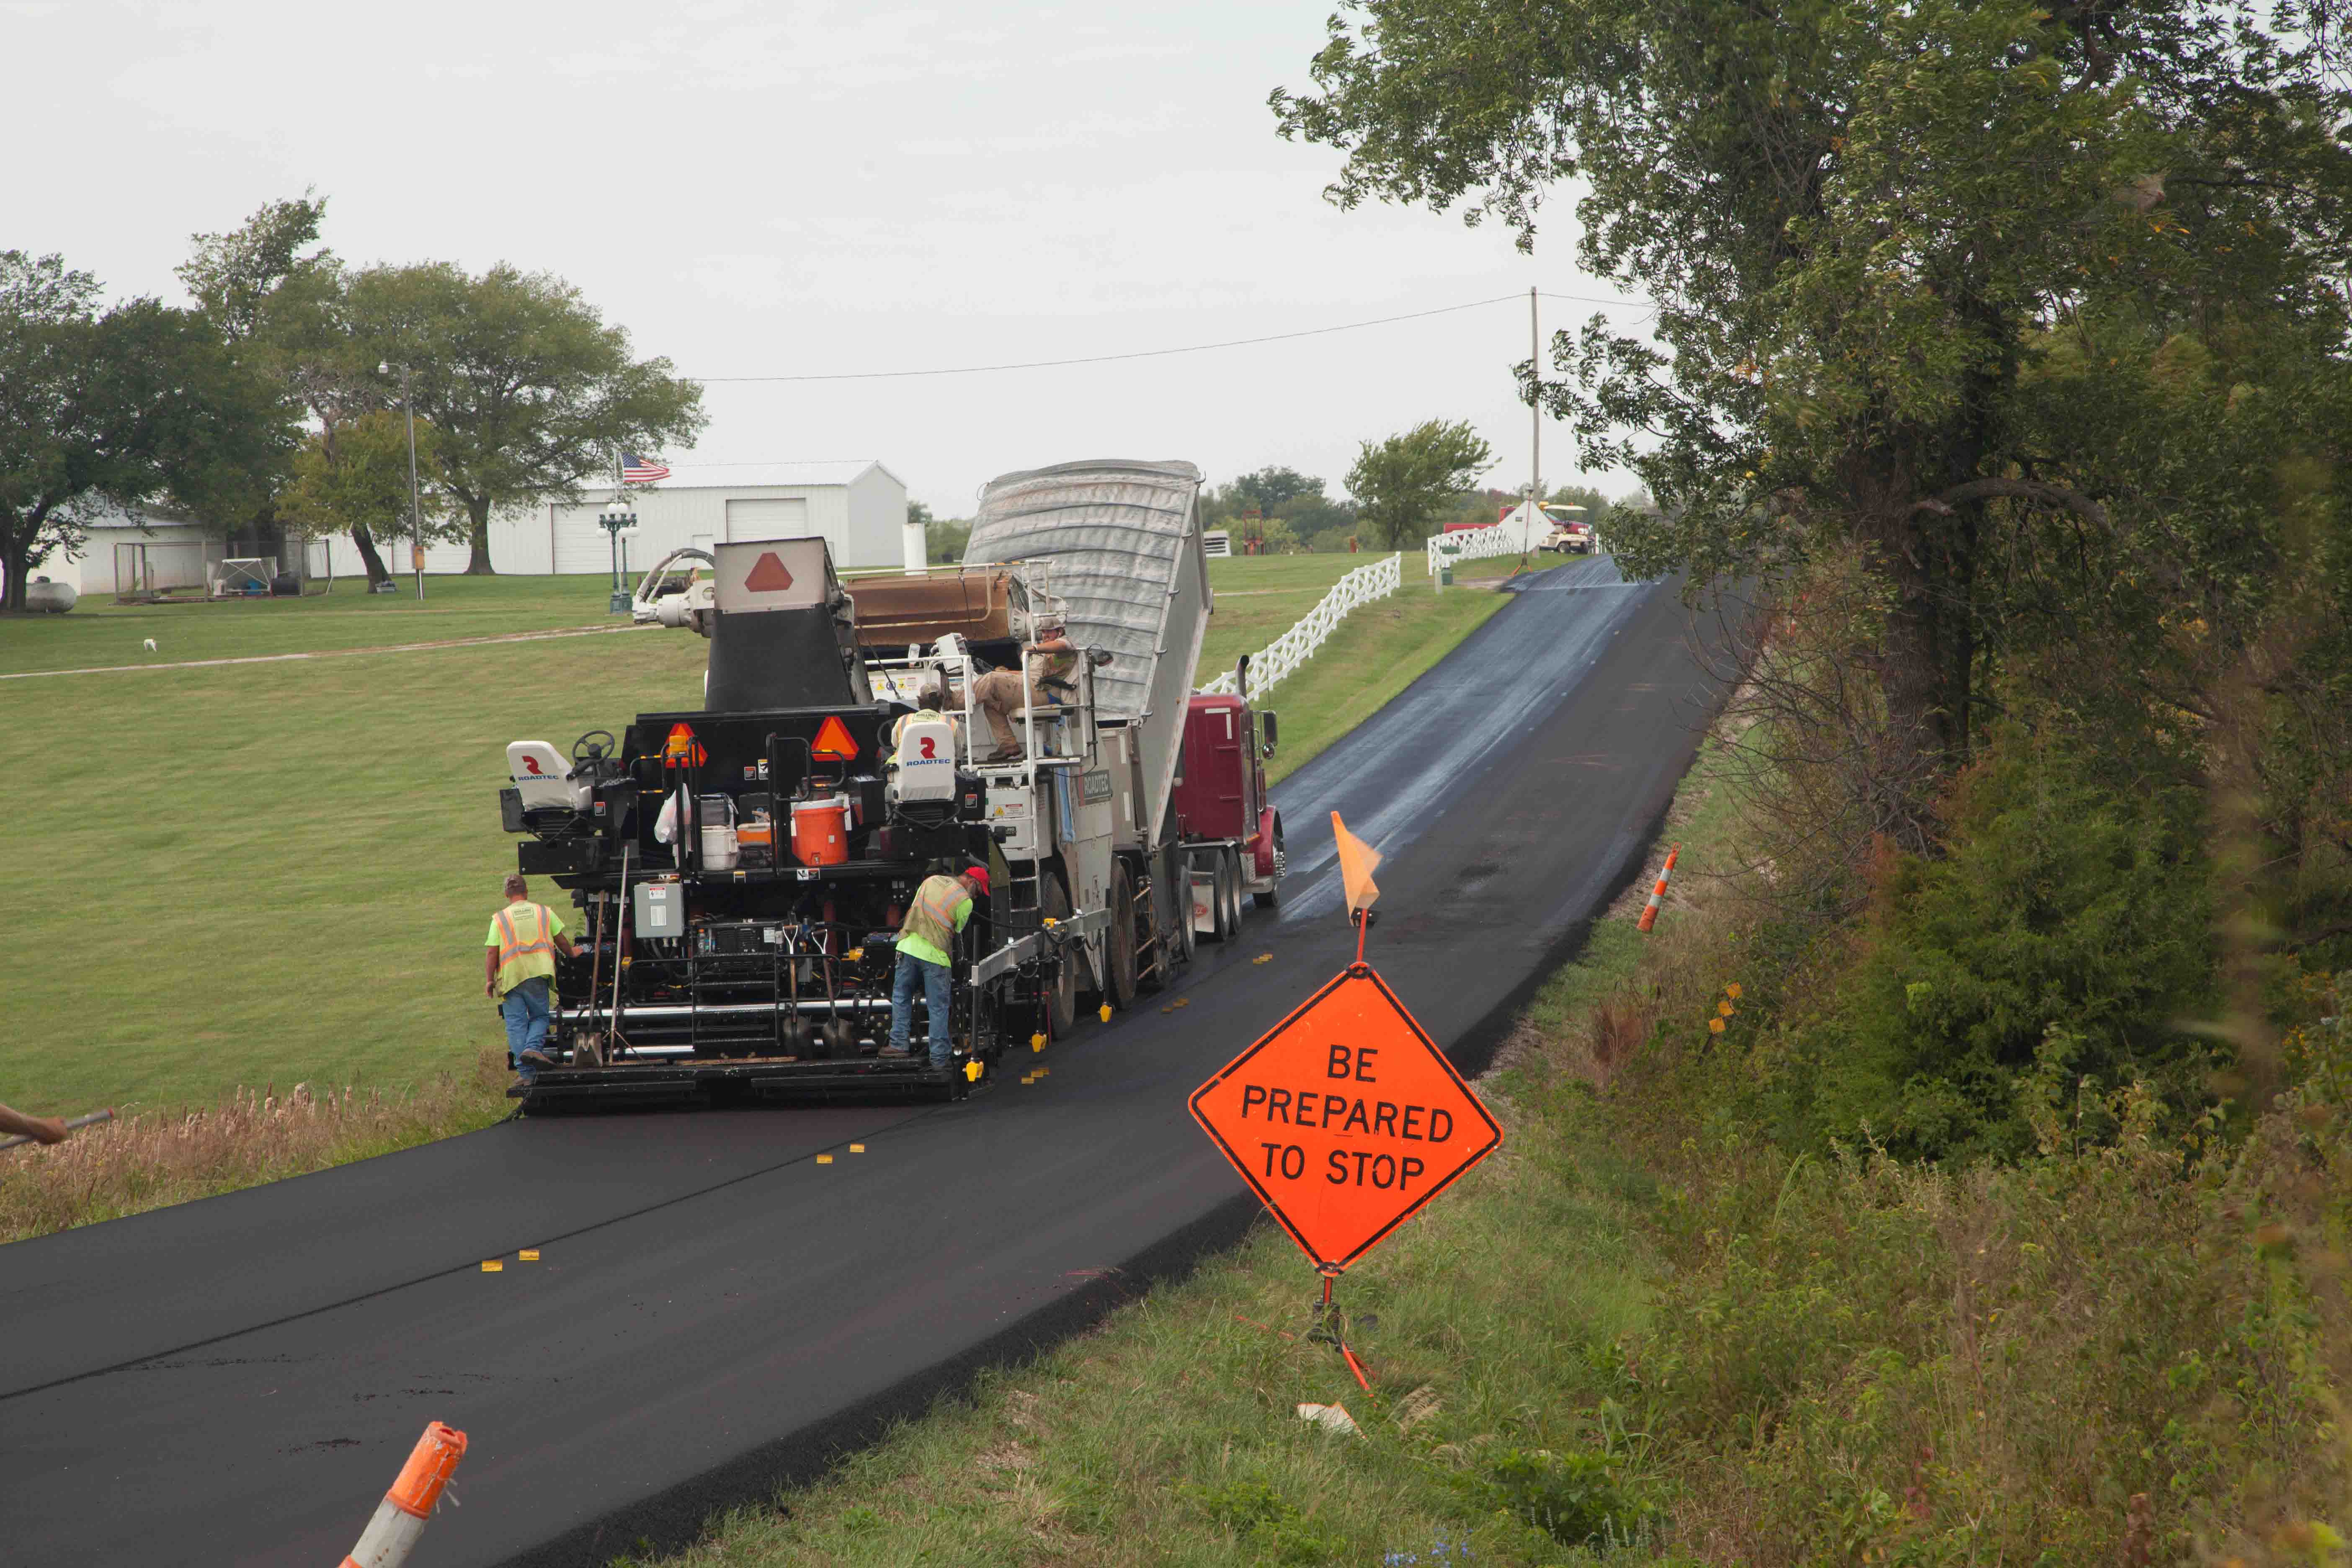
left=599, top=496, right=638, bottom=614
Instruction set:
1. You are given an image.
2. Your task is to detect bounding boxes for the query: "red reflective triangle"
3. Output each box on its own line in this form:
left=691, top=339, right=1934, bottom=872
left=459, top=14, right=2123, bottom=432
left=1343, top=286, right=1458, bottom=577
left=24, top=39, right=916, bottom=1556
left=744, top=552, right=795, bottom=592
left=663, top=722, right=707, bottom=767
left=811, top=714, right=859, bottom=762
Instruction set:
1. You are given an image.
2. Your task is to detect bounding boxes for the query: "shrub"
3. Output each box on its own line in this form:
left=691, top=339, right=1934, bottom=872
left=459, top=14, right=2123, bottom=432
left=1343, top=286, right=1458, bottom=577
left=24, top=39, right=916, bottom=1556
left=1782, top=729, right=2218, bottom=1161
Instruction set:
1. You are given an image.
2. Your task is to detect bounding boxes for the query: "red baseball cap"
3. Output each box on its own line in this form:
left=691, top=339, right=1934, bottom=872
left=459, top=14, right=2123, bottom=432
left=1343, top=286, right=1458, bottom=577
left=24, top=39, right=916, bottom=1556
left=962, top=864, right=990, bottom=895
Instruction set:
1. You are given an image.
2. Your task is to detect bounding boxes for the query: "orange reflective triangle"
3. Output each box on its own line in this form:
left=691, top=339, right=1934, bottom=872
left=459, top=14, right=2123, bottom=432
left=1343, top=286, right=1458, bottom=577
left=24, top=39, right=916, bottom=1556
left=811, top=714, right=860, bottom=762
left=663, top=722, right=707, bottom=767
left=744, top=552, right=795, bottom=592
left=1330, top=810, right=1381, bottom=914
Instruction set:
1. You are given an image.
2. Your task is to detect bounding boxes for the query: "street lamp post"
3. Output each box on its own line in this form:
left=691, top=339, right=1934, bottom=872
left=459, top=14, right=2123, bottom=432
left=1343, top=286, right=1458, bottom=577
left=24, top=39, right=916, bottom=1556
left=378, top=360, right=425, bottom=600
left=598, top=496, right=637, bottom=614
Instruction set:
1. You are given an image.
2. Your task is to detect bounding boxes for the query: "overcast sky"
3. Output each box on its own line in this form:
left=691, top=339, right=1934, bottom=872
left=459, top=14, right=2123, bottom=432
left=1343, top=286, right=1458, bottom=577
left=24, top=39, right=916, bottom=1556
left=11, top=0, right=1645, bottom=516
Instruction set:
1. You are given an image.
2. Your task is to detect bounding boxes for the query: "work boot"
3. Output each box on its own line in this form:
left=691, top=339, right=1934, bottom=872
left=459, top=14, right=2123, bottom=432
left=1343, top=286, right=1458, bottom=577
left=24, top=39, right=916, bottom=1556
left=878, top=1043, right=915, bottom=1059
left=518, top=1049, right=556, bottom=1070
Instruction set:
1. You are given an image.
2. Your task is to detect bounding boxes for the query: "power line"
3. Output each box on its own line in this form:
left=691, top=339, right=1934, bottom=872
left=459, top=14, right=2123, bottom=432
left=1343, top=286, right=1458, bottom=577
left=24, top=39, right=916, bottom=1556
left=692, top=290, right=1649, bottom=384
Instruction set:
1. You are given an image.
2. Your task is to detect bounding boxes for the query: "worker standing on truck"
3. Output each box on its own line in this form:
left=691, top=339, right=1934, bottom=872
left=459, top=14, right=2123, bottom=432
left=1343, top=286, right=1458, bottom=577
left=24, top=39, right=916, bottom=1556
left=881, top=863, right=989, bottom=1069
left=485, top=874, right=586, bottom=1081
left=971, top=622, right=1078, bottom=761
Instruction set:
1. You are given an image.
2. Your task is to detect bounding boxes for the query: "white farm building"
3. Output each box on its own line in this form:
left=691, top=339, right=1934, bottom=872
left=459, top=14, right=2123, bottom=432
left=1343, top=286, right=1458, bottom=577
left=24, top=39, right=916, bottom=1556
left=325, top=460, right=913, bottom=577
left=18, top=462, right=911, bottom=602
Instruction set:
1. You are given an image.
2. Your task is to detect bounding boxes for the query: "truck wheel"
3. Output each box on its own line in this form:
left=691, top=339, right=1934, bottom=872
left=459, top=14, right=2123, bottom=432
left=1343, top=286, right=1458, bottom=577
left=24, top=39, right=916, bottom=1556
left=1107, top=864, right=1139, bottom=1010
left=1220, top=850, right=1244, bottom=938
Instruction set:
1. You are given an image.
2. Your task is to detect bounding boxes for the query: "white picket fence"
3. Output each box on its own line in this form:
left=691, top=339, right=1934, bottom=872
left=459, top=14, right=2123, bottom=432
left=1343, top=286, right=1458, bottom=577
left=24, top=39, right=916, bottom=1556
left=1198, top=552, right=1402, bottom=698
left=1424, top=518, right=1535, bottom=578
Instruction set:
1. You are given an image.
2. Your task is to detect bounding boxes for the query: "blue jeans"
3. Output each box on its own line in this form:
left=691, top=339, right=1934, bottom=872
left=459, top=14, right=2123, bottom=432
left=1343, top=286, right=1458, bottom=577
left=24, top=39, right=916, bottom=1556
left=502, top=977, right=553, bottom=1078
left=888, top=950, right=953, bottom=1069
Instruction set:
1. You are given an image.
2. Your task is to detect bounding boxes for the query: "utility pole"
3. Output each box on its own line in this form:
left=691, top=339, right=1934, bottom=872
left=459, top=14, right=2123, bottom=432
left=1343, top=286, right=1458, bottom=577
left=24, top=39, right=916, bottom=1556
left=381, top=360, right=424, bottom=600
left=405, top=365, right=423, bottom=601
left=1528, top=286, right=1541, bottom=553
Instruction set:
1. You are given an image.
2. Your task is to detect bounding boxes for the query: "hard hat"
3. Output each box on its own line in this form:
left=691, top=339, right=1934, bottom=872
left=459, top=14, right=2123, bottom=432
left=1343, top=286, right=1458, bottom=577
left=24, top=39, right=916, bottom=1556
left=962, top=864, right=991, bottom=896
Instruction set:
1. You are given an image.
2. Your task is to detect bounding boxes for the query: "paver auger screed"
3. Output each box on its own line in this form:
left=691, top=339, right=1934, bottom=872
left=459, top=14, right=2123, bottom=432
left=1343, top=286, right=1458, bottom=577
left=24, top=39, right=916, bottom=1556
left=496, top=459, right=1287, bottom=1109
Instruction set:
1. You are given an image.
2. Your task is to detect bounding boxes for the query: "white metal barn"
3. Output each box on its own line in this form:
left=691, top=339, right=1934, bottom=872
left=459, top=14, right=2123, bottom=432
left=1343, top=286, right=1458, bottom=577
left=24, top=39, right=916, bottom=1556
left=327, top=461, right=911, bottom=577
left=38, top=503, right=217, bottom=596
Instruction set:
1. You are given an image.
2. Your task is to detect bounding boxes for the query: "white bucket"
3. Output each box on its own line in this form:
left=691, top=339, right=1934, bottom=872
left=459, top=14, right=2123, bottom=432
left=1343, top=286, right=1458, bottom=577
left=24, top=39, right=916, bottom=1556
left=700, top=824, right=739, bottom=870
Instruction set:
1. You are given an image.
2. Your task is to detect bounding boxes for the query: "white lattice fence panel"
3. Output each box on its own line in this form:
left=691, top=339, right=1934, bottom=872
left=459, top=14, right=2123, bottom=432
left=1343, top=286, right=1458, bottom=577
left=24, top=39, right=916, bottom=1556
left=1198, top=552, right=1401, bottom=698
left=1424, top=521, right=1528, bottom=578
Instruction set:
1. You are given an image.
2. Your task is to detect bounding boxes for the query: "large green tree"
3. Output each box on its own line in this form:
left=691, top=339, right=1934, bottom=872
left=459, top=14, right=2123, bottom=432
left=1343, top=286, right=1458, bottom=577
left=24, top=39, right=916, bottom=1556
left=278, top=411, right=459, bottom=588
left=1345, top=418, right=1494, bottom=546
left=1279, top=0, right=2352, bottom=826
left=0, top=251, right=294, bottom=613
left=344, top=263, right=705, bottom=573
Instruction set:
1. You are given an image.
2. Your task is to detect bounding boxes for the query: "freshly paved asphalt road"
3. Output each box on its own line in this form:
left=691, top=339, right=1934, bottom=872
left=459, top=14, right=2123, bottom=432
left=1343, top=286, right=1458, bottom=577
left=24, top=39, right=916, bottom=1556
left=0, top=555, right=1738, bottom=1566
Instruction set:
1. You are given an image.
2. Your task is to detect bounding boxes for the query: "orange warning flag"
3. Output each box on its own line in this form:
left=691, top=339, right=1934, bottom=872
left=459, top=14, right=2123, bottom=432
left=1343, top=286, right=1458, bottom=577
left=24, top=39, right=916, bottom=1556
left=1330, top=811, right=1381, bottom=914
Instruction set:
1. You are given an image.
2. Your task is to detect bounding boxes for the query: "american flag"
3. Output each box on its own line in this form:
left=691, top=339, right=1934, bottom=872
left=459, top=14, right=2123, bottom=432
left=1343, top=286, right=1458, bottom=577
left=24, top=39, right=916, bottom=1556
left=621, top=452, right=671, bottom=483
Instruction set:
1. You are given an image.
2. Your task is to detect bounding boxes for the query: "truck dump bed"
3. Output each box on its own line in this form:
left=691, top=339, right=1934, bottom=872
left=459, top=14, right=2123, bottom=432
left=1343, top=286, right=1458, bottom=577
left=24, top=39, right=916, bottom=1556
left=962, top=459, right=1211, bottom=839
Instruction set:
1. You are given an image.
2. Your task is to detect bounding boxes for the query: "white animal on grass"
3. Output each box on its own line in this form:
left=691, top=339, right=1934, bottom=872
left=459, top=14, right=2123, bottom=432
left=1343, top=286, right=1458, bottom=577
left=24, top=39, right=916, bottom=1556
left=142, top=638, right=157, bottom=652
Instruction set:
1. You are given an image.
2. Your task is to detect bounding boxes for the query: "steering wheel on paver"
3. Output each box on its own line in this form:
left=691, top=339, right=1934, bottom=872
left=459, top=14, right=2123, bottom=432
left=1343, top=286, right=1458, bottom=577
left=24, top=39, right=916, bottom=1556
left=573, top=730, right=617, bottom=766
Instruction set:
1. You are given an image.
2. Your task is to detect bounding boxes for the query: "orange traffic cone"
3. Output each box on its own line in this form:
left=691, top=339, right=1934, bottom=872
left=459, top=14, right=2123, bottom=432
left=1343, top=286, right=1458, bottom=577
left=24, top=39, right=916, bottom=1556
left=1636, top=845, right=1679, bottom=933
left=338, top=1422, right=468, bottom=1568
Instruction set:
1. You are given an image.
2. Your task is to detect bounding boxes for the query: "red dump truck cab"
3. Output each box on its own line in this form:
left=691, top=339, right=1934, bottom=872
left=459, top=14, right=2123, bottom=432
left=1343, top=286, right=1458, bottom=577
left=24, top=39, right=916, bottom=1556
left=1172, top=693, right=1283, bottom=938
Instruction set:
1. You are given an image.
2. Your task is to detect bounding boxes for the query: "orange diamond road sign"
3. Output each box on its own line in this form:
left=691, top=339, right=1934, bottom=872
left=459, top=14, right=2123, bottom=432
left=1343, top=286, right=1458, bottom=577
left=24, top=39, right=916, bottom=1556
left=1190, top=965, right=1501, bottom=1271
left=744, top=551, right=796, bottom=593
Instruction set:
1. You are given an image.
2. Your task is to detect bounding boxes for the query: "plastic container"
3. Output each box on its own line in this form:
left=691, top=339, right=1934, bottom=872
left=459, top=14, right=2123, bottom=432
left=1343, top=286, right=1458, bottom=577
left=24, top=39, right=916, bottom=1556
left=790, top=794, right=851, bottom=867
left=700, top=824, right=739, bottom=870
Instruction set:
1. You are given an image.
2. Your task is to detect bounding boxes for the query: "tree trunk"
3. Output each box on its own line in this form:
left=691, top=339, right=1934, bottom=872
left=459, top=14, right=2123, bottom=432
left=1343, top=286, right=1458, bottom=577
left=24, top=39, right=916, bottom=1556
left=0, top=535, right=27, bottom=614
left=350, top=524, right=394, bottom=588
left=465, top=497, right=494, bottom=575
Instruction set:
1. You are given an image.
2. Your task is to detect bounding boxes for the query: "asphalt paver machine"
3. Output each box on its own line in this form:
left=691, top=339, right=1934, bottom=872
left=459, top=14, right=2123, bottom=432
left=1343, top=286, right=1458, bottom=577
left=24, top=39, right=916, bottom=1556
left=498, top=458, right=1280, bottom=1109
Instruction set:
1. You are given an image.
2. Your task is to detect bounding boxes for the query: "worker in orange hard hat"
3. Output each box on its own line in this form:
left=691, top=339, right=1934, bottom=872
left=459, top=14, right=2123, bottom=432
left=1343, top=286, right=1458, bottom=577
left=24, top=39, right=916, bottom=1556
left=882, top=862, right=989, bottom=1070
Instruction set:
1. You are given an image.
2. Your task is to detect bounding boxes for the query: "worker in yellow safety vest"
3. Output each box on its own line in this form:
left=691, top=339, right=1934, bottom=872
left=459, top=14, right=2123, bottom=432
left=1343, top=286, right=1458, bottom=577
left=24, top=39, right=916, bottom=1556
left=484, top=874, right=585, bottom=1081
left=880, top=863, right=989, bottom=1070
left=890, top=686, right=962, bottom=763
left=971, top=622, right=1078, bottom=762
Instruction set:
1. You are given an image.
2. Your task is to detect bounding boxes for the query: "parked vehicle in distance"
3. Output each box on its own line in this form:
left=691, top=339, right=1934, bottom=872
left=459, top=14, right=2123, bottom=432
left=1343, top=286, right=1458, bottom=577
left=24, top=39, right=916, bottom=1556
left=1542, top=517, right=1596, bottom=554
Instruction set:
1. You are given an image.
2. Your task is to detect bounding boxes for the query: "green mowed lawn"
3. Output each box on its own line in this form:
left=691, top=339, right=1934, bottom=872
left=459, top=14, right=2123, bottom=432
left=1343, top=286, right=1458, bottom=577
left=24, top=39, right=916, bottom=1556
left=0, top=558, right=1509, bottom=1113
left=0, top=574, right=641, bottom=676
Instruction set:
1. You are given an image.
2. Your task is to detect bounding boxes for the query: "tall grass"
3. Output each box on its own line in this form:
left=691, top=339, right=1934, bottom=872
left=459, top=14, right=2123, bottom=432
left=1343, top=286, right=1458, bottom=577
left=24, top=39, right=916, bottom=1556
left=0, top=1050, right=508, bottom=1243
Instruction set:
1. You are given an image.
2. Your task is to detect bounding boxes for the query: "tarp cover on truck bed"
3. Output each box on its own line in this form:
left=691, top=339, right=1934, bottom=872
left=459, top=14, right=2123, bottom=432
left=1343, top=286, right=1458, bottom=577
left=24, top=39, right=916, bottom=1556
left=962, top=459, right=1210, bottom=726
left=964, top=459, right=1212, bottom=846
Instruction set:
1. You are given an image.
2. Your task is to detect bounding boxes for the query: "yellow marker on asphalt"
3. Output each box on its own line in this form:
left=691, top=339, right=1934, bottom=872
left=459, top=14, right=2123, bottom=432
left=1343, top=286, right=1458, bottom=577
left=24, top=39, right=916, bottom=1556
left=1254, top=952, right=1272, bottom=965
left=1099, top=1003, right=1113, bottom=1023
left=481, top=1260, right=503, bottom=1273
left=849, top=1144, right=865, bottom=1154
left=817, top=1154, right=834, bottom=1164
left=519, top=1249, right=540, bottom=1262
left=1031, top=1033, right=1047, bottom=1052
